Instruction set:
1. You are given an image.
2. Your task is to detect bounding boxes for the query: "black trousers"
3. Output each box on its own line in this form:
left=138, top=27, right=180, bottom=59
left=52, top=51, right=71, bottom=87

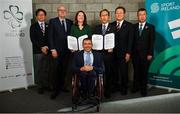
left=78, top=71, right=97, bottom=95
left=52, top=51, right=70, bottom=92
left=132, top=55, right=150, bottom=92
left=103, top=52, right=113, bottom=96
left=116, top=59, right=128, bottom=93
left=33, top=53, right=51, bottom=89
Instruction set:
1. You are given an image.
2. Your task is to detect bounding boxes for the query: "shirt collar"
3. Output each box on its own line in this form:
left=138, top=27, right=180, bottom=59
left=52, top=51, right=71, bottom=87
left=117, top=20, right=124, bottom=25
left=139, top=22, right=146, bottom=29
left=103, top=22, right=108, bottom=27
left=38, top=21, right=45, bottom=25
left=102, top=22, right=109, bottom=29
left=84, top=50, right=92, bottom=54
left=59, top=17, right=65, bottom=22
left=139, top=22, right=146, bottom=26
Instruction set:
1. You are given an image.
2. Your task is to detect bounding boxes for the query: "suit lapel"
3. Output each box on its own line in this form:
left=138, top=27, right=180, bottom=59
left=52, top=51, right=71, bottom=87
left=136, top=23, right=139, bottom=37
left=92, top=51, right=95, bottom=66
left=35, top=22, right=44, bottom=35
left=45, top=23, right=48, bottom=33
left=143, top=23, right=148, bottom=32
left=121, top=21, right=126, bottom=30
left=66, top=19, right=70, bottom=32
left=56, top=17, right=62, bottom=31
left=80, top=51, right=84, bottom=66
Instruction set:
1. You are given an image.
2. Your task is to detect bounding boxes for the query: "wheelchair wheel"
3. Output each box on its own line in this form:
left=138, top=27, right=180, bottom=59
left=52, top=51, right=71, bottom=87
left=72, top=74, right=80, bottom=106
left=96, top=75, right=104, bottom=101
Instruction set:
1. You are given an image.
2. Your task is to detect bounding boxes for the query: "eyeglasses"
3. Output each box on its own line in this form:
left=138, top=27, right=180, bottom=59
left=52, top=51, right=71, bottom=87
left=58, top=9, right=66, bottom=12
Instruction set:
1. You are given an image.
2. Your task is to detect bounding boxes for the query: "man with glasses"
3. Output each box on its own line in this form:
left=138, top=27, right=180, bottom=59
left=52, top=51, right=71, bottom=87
left=48, top=5, right=73, bottom=99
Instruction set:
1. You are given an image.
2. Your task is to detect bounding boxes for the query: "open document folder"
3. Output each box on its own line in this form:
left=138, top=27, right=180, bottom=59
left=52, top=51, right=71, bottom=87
left=67, top=35, right=88, bottom=51
left=92, top=33, right=115, bottom=50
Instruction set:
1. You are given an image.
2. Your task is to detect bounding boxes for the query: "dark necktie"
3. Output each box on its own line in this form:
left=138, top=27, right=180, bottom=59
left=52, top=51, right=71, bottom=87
left=40, top=23, right=45, bottom=35
left=139, top=23, right=143, bottom=36
left=61, top=20, right=66, bottom=32
left=102, top=24, right=106, bottom=35
left=116, top=22, right=120, bottom=31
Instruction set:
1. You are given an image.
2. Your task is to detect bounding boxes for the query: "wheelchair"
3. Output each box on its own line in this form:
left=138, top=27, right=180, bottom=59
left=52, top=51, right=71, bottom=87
left=72, top=72, right=104, bottom=112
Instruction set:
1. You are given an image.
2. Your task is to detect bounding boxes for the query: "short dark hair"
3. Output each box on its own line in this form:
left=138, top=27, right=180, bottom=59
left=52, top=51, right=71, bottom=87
left=83, top=38, right=92, bottom=44
left=99, top=9, right=110, bottom=17
left=75, top=10, right=87, bottom=26
left=35, top=8, right=47, bottom=16
left=137, top=8, right=147, bottom=13
left=115, top=6, right=126, bottom=13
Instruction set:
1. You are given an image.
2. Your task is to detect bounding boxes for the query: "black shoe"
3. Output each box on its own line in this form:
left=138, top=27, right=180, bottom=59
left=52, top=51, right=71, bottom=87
left=141, top=90, right=147, bottom=97
left=131, top=88, right=139, bottom=93
left=60, top=88, right=69, bottom=92
left=38, top=88, right=44, bottom=94
left=104, top=92, right=111, bottom=99
left=121, top=90, right=127, bottom=96
left=50, top=92, right=59, bottom=99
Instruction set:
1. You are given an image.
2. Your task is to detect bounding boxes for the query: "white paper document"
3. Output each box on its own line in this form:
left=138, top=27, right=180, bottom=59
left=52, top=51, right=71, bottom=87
left=67, top=35, right=88, bottom=51
left=92, top=33, right=115, bottom=50
left=104, top=33, right=115, bottom=50
left=92, top=34, right=103, bottom=50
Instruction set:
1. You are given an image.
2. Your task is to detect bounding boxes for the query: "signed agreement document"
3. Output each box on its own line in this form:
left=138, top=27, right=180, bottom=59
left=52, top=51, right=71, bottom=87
left=67, top=35, right=88, bottom=51
left=92, top=33, right=114, bottom=50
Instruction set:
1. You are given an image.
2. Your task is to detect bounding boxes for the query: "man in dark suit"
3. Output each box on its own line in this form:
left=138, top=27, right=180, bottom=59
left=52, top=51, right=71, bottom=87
left=111, top=6, right=134, bottom=95
left=132, top=8, right=155, bottom=96
left=73, top=38, right=103, bottom=98
left=30, top=9, right=50, bottom=94
left=93, top=9, right=115, bottom=98
left=48, top=5, right=73, bottom=99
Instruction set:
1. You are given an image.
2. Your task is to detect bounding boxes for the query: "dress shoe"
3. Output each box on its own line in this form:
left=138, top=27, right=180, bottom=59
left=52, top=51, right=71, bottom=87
left=141, top=90, right=147, bottom=97
left=50, top=92, right=59, bottom=99
left=37, top=88, right=44, bottom=94
left=60, top=88, right=69, bottom=92
left=131, top=88, right=139, bottom=93
left=120, top=90, right=127, bottom=96
left=104, top=92, right=111, bottom=99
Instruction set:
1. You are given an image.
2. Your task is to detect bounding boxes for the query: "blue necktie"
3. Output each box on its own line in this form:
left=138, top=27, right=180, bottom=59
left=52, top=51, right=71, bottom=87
left=86, top=52, right=91, bottom=65
left=139, top=23, right=143, bottom=36
left=102, top=24, right=106, bottom=35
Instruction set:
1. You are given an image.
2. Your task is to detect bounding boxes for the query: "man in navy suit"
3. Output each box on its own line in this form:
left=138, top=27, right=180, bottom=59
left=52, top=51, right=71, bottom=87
left=73, top=38, right=103, bottom=98
left=48, top=5, right=73, bottom=99
left=30, top=9, right=50, bottom=94
left=111, top=6, right=134, bottom=95
left=132, top=8, right=155, bottom=96
left=93, top=9, right=115, bottom=98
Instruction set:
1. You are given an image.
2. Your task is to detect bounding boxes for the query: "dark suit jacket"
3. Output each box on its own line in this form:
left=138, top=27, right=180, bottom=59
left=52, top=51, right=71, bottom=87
left=48, top=17, right=73, bottom=52
left=111, top=20, right=133, bottom=60
left=73, top=50, right=103, bottom=74
left=30, top=22, right=49, bottom=54
left=93, top=23, right=115, bottom=51
left=132, top=22, right=155, bottom=59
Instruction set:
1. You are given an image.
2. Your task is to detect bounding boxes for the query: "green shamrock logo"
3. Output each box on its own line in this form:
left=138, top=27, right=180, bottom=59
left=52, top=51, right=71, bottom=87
left=3, top=5, right=23, bottom=29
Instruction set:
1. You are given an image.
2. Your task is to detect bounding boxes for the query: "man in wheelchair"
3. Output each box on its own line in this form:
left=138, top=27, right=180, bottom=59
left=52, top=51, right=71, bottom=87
left=72, top=37, right=104, bottom=100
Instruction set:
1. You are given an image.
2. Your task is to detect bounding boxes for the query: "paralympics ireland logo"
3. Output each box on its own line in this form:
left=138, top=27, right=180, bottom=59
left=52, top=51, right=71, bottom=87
left=3, top=5, right=23, bottom=29
left=151, top=3, right=159, bottom=13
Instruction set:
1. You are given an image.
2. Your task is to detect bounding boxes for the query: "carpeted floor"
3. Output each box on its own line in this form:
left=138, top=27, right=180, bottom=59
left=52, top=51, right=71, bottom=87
left=0, top=86, right=179, bottom=113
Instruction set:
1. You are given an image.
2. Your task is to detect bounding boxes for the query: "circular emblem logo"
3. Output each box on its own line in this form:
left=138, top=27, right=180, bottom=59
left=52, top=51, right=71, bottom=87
left=151, top=3, right=159, bottom=13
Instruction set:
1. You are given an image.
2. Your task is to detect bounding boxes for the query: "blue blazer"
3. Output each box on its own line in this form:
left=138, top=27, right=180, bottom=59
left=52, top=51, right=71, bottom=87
left=48, top=17, right=73, bottom=52
left=73, top=50, right=104, bottom=74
